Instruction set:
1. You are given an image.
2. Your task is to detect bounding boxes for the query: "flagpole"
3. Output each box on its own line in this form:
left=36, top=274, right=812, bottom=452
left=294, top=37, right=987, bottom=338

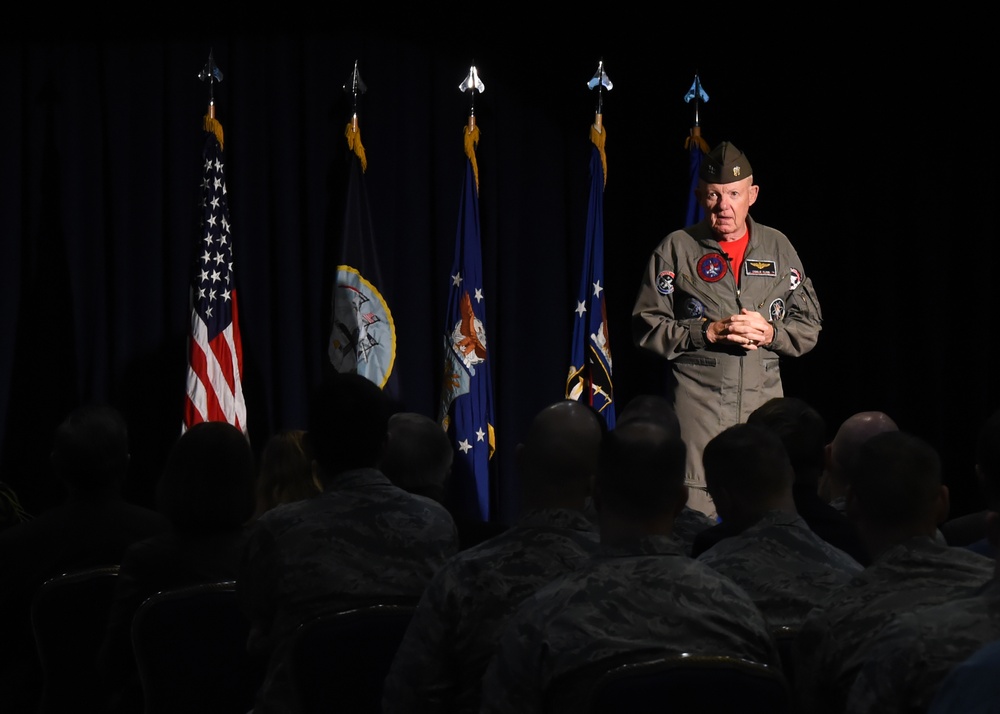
left=566, top=59, right=616, bottom=428
left=684, top=73, right=710, bottom=226
left=184, top=51, right=248, bottom=434
left=439, top=63, right=495, bottom=522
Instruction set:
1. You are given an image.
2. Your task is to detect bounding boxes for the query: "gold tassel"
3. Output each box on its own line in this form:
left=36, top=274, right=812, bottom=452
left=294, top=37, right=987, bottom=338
left=590, top=122, right=608, bottom=188
left=464, top=124, right=480, bottom=192
left=345, top=122, right=368, bottom=172
left=203, top=114, right=224, bottom=151
left=685, top=125, right=710, bottom=153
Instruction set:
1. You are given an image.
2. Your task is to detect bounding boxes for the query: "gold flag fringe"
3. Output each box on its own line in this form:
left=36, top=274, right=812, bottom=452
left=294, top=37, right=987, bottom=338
left=203, top=114, right=224, bottom=151
left=345, top=123, right=368, bottom=172
left=685, top=125, right=709, bottom=153
left=590, top=123, right=608, bottom=188
left=464, top=124, right=480, bottom=192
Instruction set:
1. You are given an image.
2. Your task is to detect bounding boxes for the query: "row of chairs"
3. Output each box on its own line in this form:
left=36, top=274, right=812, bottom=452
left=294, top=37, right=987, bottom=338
left=30, top=567, right=415, bottom=714
left=31, top=566, right=794, bottom=714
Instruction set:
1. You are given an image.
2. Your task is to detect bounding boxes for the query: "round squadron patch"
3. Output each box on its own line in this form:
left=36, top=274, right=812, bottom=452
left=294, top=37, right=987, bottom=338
left=769, top=299, right=785, bottom=322
left=789, top=268, right=802, bottom=291
left=656, top=270, right=676, bottom=295
left=697, top=253, right=728, bottom=283
left=682, top=297, right=705, bottom=318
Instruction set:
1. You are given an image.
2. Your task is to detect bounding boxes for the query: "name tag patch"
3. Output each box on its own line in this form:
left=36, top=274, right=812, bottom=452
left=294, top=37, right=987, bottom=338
left=744, top=260, right=777, bottom=277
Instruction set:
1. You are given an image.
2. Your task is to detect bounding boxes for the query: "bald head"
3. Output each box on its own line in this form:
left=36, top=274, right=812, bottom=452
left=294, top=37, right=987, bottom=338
left=829, top=411, right=899, bottom=483
left=517, top=400, right=605, bottom=506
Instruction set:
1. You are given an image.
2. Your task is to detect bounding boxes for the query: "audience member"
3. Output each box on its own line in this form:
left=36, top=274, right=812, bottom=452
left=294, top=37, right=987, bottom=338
left=794, top=429, right=994, bottom=714
left=695, top=422, right=862, bottom=629
left=479, top=418, right=779, bottom=714
left=693, top=398, right=871, bottom=563
left=252, top=428, right=319, bottom=521
left=844, top=407, right=1000, bottom=712
left=237, top=371, right=459, bottom=714
left=602, top=393, right=717, bottom=554
left=382, top=399, right=603, bottom=714
left=819, top=410, right=898, bottom=511
left=752, top=397, right=869, bottom=563
left=0, top=405, right=169, bottom=714
left=97, top=419, right=258, bottom=712
left=379, top=410, right=506, bottom=549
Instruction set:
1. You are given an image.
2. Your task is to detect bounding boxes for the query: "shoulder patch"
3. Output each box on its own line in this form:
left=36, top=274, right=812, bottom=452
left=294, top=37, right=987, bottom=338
left=789, top=268, right=802, bottom=290
left=656, top=270, right=675, bottom=295
left=769, top=299, right=786, bottom=322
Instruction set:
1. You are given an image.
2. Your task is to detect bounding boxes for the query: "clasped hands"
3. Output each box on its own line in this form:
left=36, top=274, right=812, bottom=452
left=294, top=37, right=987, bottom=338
left=705, top=309, right=773, bottom=350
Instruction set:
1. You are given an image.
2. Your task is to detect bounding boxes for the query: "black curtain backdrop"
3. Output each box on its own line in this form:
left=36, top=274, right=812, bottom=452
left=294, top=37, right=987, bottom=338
left=2, top=17, right=995, bottom=524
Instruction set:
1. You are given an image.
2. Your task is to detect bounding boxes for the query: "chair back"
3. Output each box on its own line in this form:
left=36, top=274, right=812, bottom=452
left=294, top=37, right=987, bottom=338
left=131, top=580, right=266, bottom=714
left=771, top=625, right=799, bottom=688
left=288, top=602, right=416, bottom=714
left=586, top=654, right=792, bottom=714
left=30, top=565, right=121, bottom=714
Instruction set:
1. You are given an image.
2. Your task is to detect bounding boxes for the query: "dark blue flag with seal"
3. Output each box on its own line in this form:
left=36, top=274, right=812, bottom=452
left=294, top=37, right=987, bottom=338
left=328, top=122, right=398, bottom=398
left=438, top=123, right=495, bottom=523
left=566, top=124, right=615, bottom=428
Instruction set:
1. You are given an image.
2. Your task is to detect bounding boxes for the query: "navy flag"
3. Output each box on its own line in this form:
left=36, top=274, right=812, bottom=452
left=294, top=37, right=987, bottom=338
left=566, top=121, right=615, bottom=428
left=438, top=118, right=496, bottom=523
left=328, top=111, right=397, bottom=395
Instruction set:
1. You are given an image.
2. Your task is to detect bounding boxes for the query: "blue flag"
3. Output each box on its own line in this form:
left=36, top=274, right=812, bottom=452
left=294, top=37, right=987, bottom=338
left=329, top=124, right=398, bottom=399
left=685, top=130, right=708, bottom=226
left=438, top=125, right=495, bottom=522
left=566, top=126, right=615, bottom=428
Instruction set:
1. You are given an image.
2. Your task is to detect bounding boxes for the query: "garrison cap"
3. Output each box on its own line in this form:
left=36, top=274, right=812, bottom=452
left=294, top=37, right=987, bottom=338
left=700, top=141, right=753, bottom=184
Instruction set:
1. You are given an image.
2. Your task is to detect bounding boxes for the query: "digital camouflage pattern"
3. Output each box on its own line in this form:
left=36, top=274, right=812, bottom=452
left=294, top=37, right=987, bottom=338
left=480, top=535, right=779, bottom=714
left=793, top=535, right=994, bottom=714
left=696, top=509, right=863, bottom=629
left=845, top=578, right=1000, bottom=713
left=237, top=468, right=459, bottom=714
left=382, top=508, right=599, bottom=714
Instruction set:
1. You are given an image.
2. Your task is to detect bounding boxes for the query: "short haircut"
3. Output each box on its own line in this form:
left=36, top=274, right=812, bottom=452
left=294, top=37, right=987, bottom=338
left=50, top=404, right=130, bottom=493
left=851, top=430, right=942, bottom=526
left=747, top=397, right=826, bottom=485
left=519, top=399, right=606, bottom=491
left=157, top=421, right=256, bottom=533
left=703, top=422, right=795, bottom=505
left=976, top=408, right=1000, bottom=509
left=380, top=412, right=454, bottom=501
left=306, top=371, right=391, bottom=478
left=617, top=394, right=681, bottom=440
left=597, top=420, right=686, bottom=521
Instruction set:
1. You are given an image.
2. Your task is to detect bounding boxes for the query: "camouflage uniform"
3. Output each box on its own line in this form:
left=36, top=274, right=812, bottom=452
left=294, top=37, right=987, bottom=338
left=793, top=535, right=994, bottom=714
left=672, top=505, right=718, bottom=556
left=845, top=578, right=1000, bottom=713
left=584, top=499, right=715, bottom=557
left=696, top=509, right=863, bottom=629
left=237, top=468, right=459, bottom=714
left=381, top=508, right=599, bottom=714
left=480, top=535, right=779, bottom=714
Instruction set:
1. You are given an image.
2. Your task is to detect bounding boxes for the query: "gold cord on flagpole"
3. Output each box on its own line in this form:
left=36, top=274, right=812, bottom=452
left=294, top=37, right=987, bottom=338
left=345, top=116, right=367, bottom=172
left=203, top=111, right=224, bottom=150
left=590, top=120, right=607, bottom=188
left=464, top=122, right=480, bottom=192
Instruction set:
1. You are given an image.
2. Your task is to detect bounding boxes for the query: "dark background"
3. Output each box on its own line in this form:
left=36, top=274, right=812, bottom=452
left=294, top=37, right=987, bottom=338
left=2, top=15, right=993, bottom=524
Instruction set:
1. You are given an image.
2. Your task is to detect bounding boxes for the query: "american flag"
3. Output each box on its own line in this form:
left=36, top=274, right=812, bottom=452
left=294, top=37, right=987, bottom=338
left=183, top=114, right=247, bottom=432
